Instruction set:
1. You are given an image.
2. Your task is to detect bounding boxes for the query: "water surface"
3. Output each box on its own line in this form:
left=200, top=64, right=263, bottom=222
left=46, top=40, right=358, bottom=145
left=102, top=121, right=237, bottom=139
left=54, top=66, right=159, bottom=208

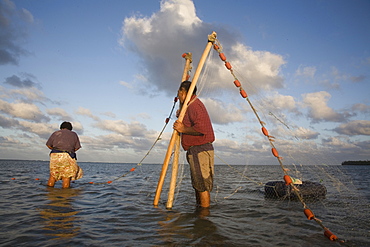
left=0, top=160, right=369, bottom=246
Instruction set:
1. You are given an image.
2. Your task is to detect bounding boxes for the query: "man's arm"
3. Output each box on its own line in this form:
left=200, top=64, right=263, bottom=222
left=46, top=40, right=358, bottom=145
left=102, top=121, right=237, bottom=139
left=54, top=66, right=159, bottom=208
left=173, top=120, right=203, bottom=136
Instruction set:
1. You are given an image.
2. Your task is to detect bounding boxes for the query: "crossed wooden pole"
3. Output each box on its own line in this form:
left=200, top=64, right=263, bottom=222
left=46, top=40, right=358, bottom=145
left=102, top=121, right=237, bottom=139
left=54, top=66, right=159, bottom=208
left=153, top=32, right=217, bottom=208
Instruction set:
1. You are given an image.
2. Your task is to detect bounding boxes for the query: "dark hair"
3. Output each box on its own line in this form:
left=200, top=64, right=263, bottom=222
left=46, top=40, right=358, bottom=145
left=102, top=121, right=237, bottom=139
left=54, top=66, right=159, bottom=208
left=179, top=81, right=197, bottom=95
left=60, top=121, right=73, bottom=130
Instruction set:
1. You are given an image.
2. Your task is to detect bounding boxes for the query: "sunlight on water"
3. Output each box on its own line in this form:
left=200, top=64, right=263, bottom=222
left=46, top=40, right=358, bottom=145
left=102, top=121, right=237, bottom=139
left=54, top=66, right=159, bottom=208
left=0, top=160, right=369, bottom=246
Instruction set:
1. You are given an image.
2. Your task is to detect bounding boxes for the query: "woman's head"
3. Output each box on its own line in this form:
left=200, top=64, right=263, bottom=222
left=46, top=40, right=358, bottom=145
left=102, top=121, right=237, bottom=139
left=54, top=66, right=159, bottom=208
left=60, top=121, right=73, bottom=130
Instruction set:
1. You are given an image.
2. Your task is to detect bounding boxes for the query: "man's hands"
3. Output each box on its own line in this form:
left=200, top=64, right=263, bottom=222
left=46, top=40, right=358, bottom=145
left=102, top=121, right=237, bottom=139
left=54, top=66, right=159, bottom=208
left=173, top=120, right=185, bottom=133
left=173, top=120, right=203, bottom=136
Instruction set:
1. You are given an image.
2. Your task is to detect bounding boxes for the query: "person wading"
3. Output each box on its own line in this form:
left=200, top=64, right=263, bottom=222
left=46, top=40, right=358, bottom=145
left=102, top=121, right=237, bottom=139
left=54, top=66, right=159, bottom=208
left=173, top=81, right=215, bottom=208
left=46, top=121, right=83, bottom=188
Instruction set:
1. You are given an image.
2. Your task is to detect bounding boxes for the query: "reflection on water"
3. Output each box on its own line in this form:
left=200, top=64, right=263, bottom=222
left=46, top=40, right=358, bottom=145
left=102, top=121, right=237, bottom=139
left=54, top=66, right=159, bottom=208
left=39, top=187, right=81, bottom=239
left=157, top=207, right=227, bottom=245
left=1, top=162, right=369, bottom=246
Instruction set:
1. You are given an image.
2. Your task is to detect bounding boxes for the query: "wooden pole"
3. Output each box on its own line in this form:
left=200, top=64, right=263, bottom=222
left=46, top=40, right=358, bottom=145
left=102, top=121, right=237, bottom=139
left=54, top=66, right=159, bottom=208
left=154, top=31, right=217, bottom=206
left=166, top=54, right=192, bottom=209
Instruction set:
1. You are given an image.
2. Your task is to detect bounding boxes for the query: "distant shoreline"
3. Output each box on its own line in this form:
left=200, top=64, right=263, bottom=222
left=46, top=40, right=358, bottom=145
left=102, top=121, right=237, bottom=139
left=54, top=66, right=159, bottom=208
left=342, top=160, right=370, bottom=165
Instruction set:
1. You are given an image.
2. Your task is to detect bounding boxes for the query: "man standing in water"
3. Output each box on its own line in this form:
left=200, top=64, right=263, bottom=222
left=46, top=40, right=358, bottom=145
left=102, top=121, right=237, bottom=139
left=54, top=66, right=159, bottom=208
left=173, top=81, right=215, bottom=208
left=46, top=121, right=82, bottom=188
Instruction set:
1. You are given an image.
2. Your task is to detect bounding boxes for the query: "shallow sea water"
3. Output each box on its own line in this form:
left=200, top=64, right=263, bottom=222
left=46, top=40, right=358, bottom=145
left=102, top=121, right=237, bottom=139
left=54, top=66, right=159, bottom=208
left=0, top=160, right=369, bottom=246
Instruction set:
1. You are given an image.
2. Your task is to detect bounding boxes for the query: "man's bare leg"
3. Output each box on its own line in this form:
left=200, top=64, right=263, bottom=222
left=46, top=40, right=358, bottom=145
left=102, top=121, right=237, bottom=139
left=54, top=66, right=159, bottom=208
left=195, top=191, right=200, bottom=205
left=197, top=191, right=210, bottom=208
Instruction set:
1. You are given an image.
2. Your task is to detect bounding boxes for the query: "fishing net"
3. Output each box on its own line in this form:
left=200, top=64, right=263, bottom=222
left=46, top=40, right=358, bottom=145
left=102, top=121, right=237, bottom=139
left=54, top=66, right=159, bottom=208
left=149, top=35, right=369, bottom=245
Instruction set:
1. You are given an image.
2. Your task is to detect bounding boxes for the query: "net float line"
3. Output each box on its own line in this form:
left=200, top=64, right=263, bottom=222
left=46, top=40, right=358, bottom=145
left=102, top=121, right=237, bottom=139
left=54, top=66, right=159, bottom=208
left=212, top=39, right=343, bottom=243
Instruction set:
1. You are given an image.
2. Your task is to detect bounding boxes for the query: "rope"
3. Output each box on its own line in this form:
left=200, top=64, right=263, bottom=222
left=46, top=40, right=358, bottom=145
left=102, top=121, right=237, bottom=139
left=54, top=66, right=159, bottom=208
left=137, top=97, right=178, bottom=166
left=91, top=53, right=194, bottom=186
left=90, top=97, right=179, bottom=185
left=212, top=38, right=346, bottom=244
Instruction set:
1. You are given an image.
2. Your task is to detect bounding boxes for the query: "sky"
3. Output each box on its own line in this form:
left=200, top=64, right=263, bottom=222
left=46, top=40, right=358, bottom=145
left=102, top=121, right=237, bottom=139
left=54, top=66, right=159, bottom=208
left=0, top=0, right=369, bottom=165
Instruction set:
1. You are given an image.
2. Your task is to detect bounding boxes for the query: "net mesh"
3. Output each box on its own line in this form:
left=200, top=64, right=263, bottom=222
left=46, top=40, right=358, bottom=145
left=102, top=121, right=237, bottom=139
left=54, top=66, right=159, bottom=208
left=150, top=39, right=369, bottom=244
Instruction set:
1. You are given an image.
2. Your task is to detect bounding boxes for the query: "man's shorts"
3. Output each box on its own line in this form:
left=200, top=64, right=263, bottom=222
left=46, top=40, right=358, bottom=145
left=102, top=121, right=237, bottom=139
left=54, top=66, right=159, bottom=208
left=186, top=143, right=214, bottom=192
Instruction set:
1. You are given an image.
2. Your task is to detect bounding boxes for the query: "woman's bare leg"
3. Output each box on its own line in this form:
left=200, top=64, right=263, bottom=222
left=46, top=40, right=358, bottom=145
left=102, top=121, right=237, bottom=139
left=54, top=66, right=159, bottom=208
left=62, top=177, right=71, bottom=189
left=47, top=175, right=56, bottom=187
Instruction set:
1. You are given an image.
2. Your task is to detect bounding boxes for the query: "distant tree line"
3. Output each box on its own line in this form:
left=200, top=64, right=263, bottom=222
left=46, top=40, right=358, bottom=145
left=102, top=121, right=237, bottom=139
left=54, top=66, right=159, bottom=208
left=341, top=160, right=370, bottom=165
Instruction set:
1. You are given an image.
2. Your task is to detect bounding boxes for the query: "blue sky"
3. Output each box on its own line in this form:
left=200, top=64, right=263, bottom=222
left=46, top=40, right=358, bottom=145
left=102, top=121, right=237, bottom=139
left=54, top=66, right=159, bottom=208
left=0, top=0, right=369, bottom=165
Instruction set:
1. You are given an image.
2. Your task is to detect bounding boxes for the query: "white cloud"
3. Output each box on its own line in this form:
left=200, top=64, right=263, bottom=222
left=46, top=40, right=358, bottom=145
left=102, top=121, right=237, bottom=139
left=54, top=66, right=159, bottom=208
left=1, top=0, right=367, bottom=164
left=21, top=8, right=34, bottom=23
left=9, top=87, right=46, bottom=102
left=119, top=0, right=285, bottom=97
left=0, top=84, right=47, bottom=103
left=131, top=113, right=151, bottom=121
left=160, top=0, right=202, bottom=28
left=119, top=80, right=133, bottom=89
left=0, top=113, right=19, bottom=128
left=47, top=108, right=73, bottom=121
left=75, top=107, right=100, bottom=121
left=102, top=111, right=117, bottom=118
left=203, top=97, right=244, bottom=125
left=351, top=103, right=370, bottom=114
left=322, top=136, right=357, bottom=149
left=295, top=65, right=316, bottom=78
left=94, top=119, right=156, bottom=138
left=292, top=127, right=319, bottom=140
left=0, top=99, right=49, bottom=122
left=330, top=66, right=347, bottom=81
left=334, top=120, right=370, bottom=136
left=134, top=74, right=148, bottom=82
left=79, top=120, right=168, bottom=155
left=214, top=138, right=244, bottom=153
left=319, top=79, right=341, bottom=90
left=208, top=42, right=285, bottom=93
left=18, top=121, right=54, bottom=138
left=268, top=93, right=297, bottom=111
left=301, top=91, right=344, bottom=123
left=0, top=136, right=21, bottom=147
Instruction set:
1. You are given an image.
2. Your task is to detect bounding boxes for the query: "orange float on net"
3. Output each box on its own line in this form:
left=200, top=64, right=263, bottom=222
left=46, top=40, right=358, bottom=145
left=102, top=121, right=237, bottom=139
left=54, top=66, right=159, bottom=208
left=234, top=80, right=241, bottom=87
left=89, top=182, right=94, bottom=184
left=107, top=181, right=112, bottom=184
left=271, top=148, right=279, bottom=158
left=213, top=44, right=220, bottom=50
left=186, top=74, right=191, bottom=80
left=219, top=53, right=226, bottom=61
left=35, top=178, right=40, bottom=181
left=130, top=167, right=136, bottom=172
left=324, top=230, right=338, bottom=241
left=240, top=89, right=247, bottom=98
left=304, top=208, right=315, bottom=220
left=11, top=178, right=16, bottom=180
left=284, top=175, right=292, bottom=185
left=182, top=53, right=187, bottom=58
left=225, top=62, right=232, bottom=70
left=165, top=118, right=169, bottom=124
left=261, top=127, right=269, bottom=136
